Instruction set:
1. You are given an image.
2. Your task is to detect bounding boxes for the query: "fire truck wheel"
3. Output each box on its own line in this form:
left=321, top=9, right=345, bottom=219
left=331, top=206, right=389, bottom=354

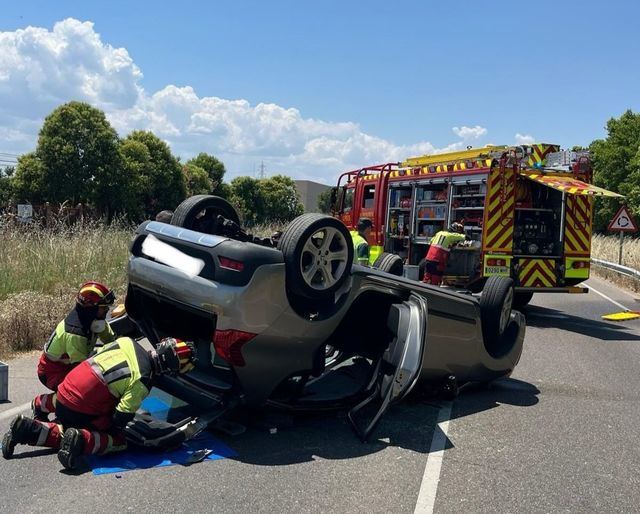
left=373, top=252, right=404, bottom=276
left=479, top=276, right=514, bottom=343
left=279, top=214, right=354, bottom=301
left=513, top=291, right=534, bottom=308
left=171, top=195, right=241, bottom=231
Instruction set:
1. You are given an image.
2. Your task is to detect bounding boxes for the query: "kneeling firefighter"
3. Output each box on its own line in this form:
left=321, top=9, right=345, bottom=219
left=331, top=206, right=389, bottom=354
left=2, top=337, right=195, bottom=470
left=32, top=281, right=117, bottom=421
left=422, top=222, right=466, bottom=286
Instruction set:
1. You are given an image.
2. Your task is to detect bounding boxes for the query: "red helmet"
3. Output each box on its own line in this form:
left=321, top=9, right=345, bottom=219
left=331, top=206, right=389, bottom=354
left=76, top=281, right=115, bottom=308
left=154, top=338, right=196, bottom=375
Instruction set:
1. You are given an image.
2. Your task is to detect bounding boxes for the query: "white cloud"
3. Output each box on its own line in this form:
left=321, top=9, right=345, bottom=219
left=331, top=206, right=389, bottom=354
left=0, top=18, right=486, bottom=182
left=515, top=133, right=535, bottom=145
left=452, top=125, right=487, bottom=140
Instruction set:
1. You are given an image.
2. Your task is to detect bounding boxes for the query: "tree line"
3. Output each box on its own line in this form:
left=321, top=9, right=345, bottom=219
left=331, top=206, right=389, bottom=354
left=0, top=101, right=304, bottom=224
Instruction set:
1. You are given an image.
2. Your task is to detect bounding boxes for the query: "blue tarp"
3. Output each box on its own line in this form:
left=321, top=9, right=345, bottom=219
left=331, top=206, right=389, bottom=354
left=86, top=390, right=236, bottom=475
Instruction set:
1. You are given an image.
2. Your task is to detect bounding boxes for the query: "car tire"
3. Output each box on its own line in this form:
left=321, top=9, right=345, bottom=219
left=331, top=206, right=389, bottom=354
left=513, top=291, right=534, bottom=308
left=279, top=214, right=354, bottom=301
left=171, top=195, right=241, bottom=231
left=479, top=276, right=514, bottom=343
left=373, top=252, right=404, bottom=276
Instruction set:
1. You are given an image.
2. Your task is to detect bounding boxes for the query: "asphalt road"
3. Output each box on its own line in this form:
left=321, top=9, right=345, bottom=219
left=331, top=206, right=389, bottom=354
left=1, top=275, right=639, bottom=514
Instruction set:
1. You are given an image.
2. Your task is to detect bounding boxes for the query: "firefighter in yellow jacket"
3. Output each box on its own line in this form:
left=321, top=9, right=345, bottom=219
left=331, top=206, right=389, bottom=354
left=352, top=218, right=373, bottom=265
left=422, top=223, right=467, bottom=285
left=2, top=337, right=195, bottom=470
left=32, top=281, right=117, bottom=421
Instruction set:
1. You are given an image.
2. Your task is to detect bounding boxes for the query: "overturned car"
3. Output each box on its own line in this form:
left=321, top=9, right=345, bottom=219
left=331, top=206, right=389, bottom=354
left=118, top=195, right=525, bottom=440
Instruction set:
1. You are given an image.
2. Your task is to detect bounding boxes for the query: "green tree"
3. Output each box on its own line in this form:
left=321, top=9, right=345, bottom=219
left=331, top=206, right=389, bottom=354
left=0, top=176, right=12, bottom=206
left=11, top=152, right=47, bottom=203
left=317, top=188, right=334, bottom=213
left=230, top=176, right=264, bottom=225
left=590, top=110, right=640, bottom=230
left=36, top=102, right=122, bottom=207
left=186, top=153, right=228, bottom=197
left=123, top=131, right=186, bottom=217
left=259, top=175, right=304, bottom=222
left=182, top=163, right=213, bottom=196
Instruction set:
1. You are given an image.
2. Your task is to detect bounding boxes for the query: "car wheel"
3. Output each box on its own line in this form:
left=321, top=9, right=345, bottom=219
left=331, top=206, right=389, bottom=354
left=513, top=291, right=534, bottom=308
left=479, top=276, right=514, bottom=343
left=171, top=195, right=241, bottom=232
left=373, top=252, right=404, bottom=276
left=279, top=214, right=354, bottom=301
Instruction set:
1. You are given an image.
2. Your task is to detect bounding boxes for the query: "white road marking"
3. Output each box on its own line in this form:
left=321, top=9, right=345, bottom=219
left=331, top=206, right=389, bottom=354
left=0, top=402, right=31, bottom=422
left=414, top=401, right=453, bottom=514
left=585, top=284, right=630, bottom=312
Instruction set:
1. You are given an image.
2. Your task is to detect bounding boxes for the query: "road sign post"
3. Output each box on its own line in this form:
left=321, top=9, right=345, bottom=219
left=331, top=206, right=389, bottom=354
left=607, top=205, right=638, bottom=265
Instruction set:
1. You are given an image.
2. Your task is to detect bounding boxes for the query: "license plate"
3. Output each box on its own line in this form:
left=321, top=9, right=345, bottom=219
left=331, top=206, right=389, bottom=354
left=484, top=265, right=509, bottom=275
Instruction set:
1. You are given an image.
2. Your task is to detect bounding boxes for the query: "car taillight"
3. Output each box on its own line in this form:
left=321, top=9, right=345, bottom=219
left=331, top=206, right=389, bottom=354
left=572, top=260, right=590, bottom=269
left=487, top=258, right=507, bottom=266
left=213, top=329, right=255, bottom=367
left=218, top=256, right=244, bottom=271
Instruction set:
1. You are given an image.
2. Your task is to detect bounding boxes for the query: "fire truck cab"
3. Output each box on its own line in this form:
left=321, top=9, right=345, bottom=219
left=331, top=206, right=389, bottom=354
left=332, top=144, right=622, bottom=305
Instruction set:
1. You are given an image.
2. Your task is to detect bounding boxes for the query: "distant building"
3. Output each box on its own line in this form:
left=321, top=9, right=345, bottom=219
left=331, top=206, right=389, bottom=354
left=294, top=180, right=331, bottom=213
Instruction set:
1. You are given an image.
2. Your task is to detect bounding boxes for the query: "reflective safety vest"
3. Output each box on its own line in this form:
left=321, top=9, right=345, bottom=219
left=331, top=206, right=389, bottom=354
left=351, top=231, right=370, bottom=265
left=429, top=231, right=466, bottom=251
left=44, top=308, right=116, bottom=364
left=90, top=337, right=153, bottom=419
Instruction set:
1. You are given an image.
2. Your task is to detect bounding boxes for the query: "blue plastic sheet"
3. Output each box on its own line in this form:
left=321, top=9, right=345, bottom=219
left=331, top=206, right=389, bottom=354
left=86, top=391, right=236, bottom=475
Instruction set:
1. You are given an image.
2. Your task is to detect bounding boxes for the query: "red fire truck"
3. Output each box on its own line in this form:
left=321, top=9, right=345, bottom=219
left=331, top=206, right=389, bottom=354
left=331, top=144, right=622, bottom=305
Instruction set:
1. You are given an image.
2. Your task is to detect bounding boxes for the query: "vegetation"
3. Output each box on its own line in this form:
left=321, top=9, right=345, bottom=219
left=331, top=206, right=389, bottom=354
left=591, top=110, right=640, bottom=231
left=317, top=188, right=333, bottom=213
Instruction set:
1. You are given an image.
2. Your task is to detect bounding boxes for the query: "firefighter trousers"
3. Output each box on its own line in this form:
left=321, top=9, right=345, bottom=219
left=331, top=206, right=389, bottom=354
left=17, top=402, right=127, bottom=456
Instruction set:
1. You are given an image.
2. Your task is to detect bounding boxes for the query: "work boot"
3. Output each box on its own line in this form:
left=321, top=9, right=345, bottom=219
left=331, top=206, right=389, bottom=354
left=31, top=398, right=49, bottom=422
left=58, top=428, right=85, bottom=470
left=1, top=415, right=32, bottom=459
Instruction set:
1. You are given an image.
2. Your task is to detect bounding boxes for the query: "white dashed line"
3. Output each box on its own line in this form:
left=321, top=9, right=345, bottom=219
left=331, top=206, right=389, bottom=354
left=414, top=401, right=453, bottom=514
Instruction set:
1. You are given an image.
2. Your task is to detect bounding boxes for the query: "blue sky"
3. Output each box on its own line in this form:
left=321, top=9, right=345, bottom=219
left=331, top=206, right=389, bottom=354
left=1, top=1, right=639, bottom=181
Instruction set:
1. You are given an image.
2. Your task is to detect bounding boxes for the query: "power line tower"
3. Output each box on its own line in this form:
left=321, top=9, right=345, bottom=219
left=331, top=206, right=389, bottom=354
left=259, top=161, right=266, bottom=179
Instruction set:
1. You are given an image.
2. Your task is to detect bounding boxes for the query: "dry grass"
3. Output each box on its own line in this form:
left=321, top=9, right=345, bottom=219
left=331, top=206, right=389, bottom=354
left=591, top=234, right=640, bottom=293
left=0, top=217, right=133, bottom=358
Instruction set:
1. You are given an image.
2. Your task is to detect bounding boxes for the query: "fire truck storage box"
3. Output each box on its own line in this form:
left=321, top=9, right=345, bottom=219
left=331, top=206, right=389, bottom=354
left=404, top=265, right=420, bottom=281
left=0, top=361, right=7, bottom=402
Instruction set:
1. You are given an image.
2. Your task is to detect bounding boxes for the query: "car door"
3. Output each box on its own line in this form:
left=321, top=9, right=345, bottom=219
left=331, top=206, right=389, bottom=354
left=348, top=293, right=428, bottom=441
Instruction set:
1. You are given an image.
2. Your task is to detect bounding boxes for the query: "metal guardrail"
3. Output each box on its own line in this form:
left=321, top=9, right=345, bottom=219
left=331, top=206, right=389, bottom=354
left=591, top=258, right=640, bottom=280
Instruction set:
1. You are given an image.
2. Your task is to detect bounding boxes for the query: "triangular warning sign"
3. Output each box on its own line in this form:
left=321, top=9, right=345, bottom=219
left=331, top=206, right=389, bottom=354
left=608, top=205, right=638, bottom=232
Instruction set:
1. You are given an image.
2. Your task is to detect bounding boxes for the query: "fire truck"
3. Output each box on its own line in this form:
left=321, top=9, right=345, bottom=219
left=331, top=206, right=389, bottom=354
left=331, top=144, right=622, bottom=305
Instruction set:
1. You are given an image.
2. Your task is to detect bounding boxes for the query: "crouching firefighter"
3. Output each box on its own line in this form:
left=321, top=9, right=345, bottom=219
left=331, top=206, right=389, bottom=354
left=422, top=222, right=467, bottom=286
left=2, top=337, right=195, bottom=470
left=32, top=281, right=117, bottom=421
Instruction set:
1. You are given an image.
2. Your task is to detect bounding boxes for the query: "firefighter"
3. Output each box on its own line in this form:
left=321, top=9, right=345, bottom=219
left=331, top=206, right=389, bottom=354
left=422, top=222, right=467, bottom=286
left=31, top=281, right=117, bottom=422
left=2, top=337, right=195, bottom=470
left=353, top=218, right=373, bottom=265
